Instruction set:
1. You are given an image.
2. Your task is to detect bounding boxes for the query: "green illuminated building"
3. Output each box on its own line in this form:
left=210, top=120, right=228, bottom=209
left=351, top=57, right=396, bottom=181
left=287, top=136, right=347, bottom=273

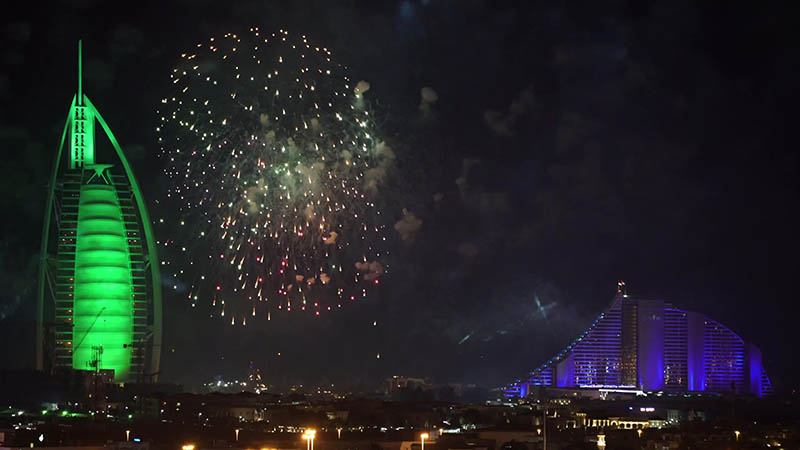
left=36, top=42, right=162, bottom=382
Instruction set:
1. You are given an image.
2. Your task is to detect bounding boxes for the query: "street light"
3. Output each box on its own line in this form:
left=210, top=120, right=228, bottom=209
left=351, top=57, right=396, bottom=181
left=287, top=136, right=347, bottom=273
left=420, top=432, right=429, bottom=450
left=734, top=430, right=741, bottom=442
left=181, top=445, right=195, bottom=450
left=235, top=429, right=240, bottom=442
left=543, top=409, right=547, bottom=450
left=126, top=430, right=131, bottom=442
left=303, top=429, right=317, bottom=450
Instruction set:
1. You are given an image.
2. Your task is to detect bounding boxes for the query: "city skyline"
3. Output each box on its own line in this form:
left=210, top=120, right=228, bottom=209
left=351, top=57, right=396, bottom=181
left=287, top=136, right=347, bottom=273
left=0, top=1, right=797, bottom=392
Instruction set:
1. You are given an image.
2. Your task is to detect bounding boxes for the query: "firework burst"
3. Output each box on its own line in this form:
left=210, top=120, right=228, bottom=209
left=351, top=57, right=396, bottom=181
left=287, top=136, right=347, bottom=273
left=157, top=28, right=392, bottom=324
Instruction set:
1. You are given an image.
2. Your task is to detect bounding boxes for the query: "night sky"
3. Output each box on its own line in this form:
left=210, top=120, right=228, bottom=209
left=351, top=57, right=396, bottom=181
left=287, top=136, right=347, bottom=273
left=1, top=1, right=798, bottom=391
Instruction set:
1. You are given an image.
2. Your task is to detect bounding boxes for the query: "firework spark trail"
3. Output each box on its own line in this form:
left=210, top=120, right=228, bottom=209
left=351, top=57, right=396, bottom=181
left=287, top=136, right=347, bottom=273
left=157, top=28, right=391, bottom=324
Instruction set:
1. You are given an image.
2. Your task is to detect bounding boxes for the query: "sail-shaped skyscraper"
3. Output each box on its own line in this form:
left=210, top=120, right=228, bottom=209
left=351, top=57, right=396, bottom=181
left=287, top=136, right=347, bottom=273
left=36, top=42, right=162, bottom=383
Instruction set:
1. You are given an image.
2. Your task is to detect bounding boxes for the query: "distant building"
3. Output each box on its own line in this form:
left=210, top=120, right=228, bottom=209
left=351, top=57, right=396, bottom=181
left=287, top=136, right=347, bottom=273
left=584, top=416, right=667, bottom=430
left=36, top=42, right=162, bottom=383
left=387, top=376, right=431, bottom=395
left=505, top=292, right=772, bottom=398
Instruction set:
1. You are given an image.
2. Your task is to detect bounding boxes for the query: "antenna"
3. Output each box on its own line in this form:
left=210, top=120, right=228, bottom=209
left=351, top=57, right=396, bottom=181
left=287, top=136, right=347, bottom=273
left=78, top=40, right=83, bottom=105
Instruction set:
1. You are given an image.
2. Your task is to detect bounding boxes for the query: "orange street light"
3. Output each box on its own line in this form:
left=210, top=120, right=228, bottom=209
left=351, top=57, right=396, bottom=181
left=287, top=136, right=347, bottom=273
left=303, top=429, right=317, bottom=450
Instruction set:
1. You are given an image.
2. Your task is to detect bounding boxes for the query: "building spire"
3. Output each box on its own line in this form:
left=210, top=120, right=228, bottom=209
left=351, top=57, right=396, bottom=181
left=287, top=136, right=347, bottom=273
left=78, top=40, right=83, bottom=105
left=70, top=39, right=94, bottom=168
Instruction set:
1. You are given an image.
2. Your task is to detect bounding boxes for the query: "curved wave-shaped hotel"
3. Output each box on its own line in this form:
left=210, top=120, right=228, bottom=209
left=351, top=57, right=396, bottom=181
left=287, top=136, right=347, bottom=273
left=505, top=285, right=772, bottom=398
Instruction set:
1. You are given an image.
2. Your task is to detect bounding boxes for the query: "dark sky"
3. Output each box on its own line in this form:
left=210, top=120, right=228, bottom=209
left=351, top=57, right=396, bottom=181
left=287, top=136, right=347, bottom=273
left=1, top=0, right=798, bottom=391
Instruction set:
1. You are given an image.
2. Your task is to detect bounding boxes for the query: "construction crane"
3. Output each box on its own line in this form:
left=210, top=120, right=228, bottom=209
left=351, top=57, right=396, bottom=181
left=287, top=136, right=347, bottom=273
left=73, top=306, right=107, bottom=355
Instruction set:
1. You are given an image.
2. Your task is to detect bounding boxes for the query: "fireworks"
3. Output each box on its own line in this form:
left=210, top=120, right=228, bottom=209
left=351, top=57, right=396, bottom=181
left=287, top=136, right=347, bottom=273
left=157, top=28, right=391, bottom=323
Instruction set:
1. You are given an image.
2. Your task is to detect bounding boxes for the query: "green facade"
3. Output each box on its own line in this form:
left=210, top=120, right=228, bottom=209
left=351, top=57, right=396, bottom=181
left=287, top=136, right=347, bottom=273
left=73, top=183, right=134, bottom=380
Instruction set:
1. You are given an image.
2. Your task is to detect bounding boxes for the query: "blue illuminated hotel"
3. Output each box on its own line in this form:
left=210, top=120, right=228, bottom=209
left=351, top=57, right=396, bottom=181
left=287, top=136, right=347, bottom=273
left=505, top=290, right=772, bottom=398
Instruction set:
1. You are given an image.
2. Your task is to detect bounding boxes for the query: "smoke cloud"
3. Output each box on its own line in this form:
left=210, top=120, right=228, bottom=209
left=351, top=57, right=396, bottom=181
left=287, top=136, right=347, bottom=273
left=419, top=86, right=438, bottom=121
left=354, top=80, right=371, bottom=109
left=456, top=158, right=509, bottom=213
left=484, top=86, right=535, bottom=136
left=354, top=260, right=384, bottom=281
left=394, top=208, right=422, bottom=242
left=354, top=80, right=371, bottom=96
left=322, top=231, right=338, bottom=245
left=364, top=141, right=396, bottom=194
